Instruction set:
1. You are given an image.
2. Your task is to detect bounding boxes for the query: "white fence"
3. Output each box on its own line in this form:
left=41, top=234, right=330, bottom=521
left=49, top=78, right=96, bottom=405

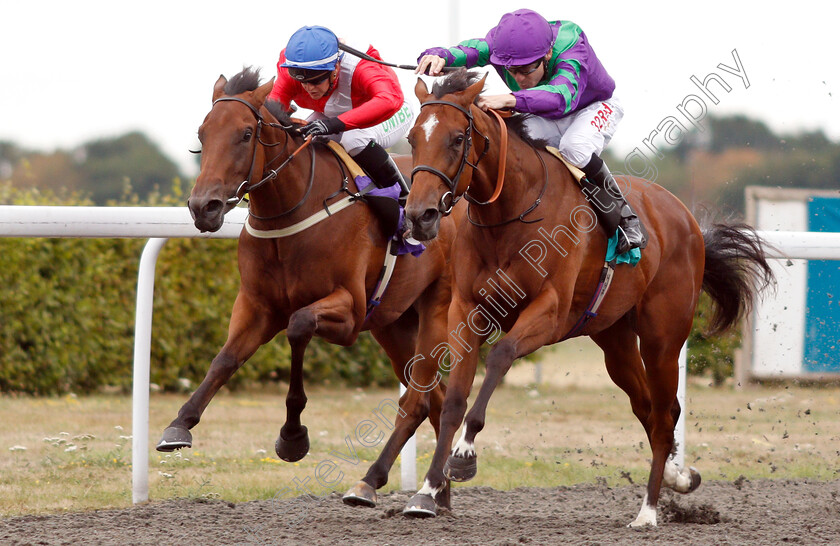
left=1, top=205, right=839, bottom=504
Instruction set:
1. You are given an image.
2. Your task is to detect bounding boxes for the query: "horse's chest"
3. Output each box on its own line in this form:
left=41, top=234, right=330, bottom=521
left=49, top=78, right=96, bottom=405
left=460, top=265, right=532, bottom=331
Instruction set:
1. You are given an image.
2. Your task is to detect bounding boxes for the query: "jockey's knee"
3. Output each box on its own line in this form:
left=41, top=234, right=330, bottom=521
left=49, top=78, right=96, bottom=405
left=557, top=141, right=597, bottom=168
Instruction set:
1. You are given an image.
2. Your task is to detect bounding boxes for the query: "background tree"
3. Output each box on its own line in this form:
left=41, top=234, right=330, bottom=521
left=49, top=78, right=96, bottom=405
left=79, top=132, right=181, bottom=203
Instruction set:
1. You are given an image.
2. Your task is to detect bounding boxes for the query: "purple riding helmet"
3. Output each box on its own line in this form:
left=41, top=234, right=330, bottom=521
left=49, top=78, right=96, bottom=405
left=489, top=9, right=553, bottom=68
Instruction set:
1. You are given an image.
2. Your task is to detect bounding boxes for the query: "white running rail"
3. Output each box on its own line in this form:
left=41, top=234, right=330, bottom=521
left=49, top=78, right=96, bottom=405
left=1, top=206, right=839, bottom=502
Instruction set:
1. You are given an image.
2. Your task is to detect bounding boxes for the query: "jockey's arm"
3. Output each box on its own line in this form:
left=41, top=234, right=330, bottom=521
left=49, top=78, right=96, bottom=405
left=416, top=38, right=490, bottom=76
left=476, top=94, right=516, bottom=111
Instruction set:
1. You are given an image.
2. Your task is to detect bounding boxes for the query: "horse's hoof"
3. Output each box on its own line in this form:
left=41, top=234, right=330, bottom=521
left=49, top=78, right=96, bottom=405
left=686, top=466, right=702, bottom=493
left=444, top=453, right=477, bottom=482
left=156, top=427, right=192, bottom=452
left=275, top=425, right=309, bottom=462
left=342, top=481, right=377, bottom=508
left=403, top=493, right=437, bottom=518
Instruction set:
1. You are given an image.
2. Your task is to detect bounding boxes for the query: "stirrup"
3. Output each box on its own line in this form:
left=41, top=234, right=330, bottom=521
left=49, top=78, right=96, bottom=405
left=615, top=226, right=633, bottom=255
left=616, top=224, right=645, bottom=254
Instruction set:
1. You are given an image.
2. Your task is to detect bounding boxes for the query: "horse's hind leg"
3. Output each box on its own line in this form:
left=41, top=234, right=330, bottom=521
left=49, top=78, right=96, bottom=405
left=276, top=288, right=358, bottom=462
left=624, top=297, right=701, bottom=527
left=158, top=293, right=282, bottom=452
left=591, top=317, right=652, bottom=442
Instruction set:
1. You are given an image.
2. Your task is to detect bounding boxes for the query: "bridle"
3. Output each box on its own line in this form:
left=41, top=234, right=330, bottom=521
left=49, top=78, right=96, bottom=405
left=209, top=97, right=315, bottom=218
left=410, top=100, right=490, bottom=215
left=411, top=99, right=543, bottom=226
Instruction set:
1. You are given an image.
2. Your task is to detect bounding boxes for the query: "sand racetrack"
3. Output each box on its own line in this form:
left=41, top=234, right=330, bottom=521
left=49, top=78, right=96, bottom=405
left=3, top=478, right=840, bottom=545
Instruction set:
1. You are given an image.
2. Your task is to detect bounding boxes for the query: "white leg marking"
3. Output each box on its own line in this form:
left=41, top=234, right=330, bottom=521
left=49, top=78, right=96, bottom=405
left=451, top=426, right=475, bottom=458
left=421, top=113, right=438, bottom=142
left=628, top=494, right=658, bottom=527
left=663, top=458, right=693, bottom=492
left=416, top=479, right=442, bottom=498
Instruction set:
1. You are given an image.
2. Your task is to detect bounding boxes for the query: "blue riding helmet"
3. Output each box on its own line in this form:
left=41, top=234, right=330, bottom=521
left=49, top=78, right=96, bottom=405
left=281, top=26, right=344, bottom=74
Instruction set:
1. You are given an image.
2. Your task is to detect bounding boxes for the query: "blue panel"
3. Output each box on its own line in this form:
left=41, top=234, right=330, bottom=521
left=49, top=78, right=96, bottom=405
left=804, top=197, right=840, bottom=372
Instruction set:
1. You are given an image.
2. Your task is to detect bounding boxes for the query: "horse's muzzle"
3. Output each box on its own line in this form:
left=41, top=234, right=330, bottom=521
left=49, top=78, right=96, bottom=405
left=405, top=207, right=442, bottom=241
left=188, top=196, right=226, bottom=233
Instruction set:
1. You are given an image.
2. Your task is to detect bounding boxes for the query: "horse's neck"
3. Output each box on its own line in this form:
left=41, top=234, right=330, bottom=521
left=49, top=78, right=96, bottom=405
left=468, top=121, right=546, bottom=224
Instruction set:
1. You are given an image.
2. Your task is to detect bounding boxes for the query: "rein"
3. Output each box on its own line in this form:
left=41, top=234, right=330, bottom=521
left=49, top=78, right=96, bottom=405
left=211, top=96, right=370, bottom=232
left=466, top=146, right=547, bottom=228
left=465, top=108, right=508, bottom=206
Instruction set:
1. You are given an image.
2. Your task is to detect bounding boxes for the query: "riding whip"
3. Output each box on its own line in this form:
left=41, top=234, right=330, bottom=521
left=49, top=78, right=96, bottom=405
left=338, top=43, right=459, bottom=74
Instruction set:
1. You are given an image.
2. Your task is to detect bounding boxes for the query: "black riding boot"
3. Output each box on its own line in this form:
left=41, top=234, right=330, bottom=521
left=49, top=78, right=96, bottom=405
left=353, top=141, right=411, bottom=200
left=579, top=153, right=647, bottom=255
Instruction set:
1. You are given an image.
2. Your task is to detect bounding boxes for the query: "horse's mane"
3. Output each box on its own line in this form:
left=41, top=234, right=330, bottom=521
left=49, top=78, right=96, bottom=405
left=265, top=101, right=295, bottom=128
left=224, top=66, right=262, bottom=95
left=431, top=69, right=548, bottom=149
left=430, top=69, right=481, bottom=98
left=223, top=66, right=295, bottom=128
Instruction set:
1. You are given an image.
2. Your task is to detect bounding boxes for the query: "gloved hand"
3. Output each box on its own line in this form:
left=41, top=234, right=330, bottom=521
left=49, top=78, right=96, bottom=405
left=300, top=117, right=346, bottom=138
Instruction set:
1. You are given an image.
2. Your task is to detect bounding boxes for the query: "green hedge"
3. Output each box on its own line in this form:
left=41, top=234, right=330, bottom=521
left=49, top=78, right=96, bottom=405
left=687, top=292, right=741, bottom=385
left=0, top=182, right=394, bottom=395
left=0, top=181, right=739, bottom=394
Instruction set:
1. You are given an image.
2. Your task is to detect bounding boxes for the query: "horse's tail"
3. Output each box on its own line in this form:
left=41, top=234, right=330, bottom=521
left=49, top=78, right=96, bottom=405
left=700, top=218, right=776, bottom=335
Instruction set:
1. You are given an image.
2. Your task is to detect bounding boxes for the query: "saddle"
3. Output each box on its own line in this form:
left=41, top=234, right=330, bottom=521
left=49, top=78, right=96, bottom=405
left=545, top=146, right=586, bottom=182
left=325, top=141, right=402, bottom=241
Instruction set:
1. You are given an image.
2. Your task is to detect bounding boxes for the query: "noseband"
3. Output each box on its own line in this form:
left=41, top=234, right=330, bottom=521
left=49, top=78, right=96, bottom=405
left=410, top=100, right=489, bottom=215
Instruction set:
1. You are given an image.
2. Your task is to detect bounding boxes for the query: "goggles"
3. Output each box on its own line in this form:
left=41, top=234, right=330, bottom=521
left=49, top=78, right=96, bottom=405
left=506, top=59, right=543, bottom=77
left=288, top=67, right=333, bottom=85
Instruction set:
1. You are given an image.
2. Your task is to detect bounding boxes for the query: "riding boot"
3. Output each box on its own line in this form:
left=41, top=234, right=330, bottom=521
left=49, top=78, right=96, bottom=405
left=352, top=141, right=411, bottom=201
left=579, top=153, right=647, bottom=255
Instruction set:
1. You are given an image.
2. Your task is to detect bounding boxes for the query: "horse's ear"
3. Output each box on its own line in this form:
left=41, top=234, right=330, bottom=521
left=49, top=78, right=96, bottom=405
left=462, top=73, right=488, bottom=105
left=253, top=77, right=275, bottom=107
left=213, top=75, right=227, bottom=102
left=415, top=78, right=431, bottom=103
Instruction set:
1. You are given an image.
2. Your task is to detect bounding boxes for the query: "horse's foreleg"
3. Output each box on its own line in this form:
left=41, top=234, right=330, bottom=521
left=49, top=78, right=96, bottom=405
left=447, top=290, right=559, bottom=483
left=345, top=310, right=422, bottom=507
left=347, top=281, right=449, bottom=507
left=404, top=297, right=480, bottom=517
left=276, top=288, right=357, bottom=462
left=158, top=293, right=280, bottom=452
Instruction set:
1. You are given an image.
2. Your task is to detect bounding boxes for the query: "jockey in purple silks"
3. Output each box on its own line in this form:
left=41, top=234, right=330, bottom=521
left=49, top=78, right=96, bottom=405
left=416, top=9, right=646, bottom=255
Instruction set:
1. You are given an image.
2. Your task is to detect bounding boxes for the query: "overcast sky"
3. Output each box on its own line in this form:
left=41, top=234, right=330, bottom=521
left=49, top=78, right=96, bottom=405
left=2, top=1, right=837, bottom=177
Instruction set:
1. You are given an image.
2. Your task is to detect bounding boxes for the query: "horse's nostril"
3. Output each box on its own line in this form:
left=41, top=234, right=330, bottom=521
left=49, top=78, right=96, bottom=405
left=204, top=200, right=223, bottom=216
left=420, top=209, right=438, bottom=224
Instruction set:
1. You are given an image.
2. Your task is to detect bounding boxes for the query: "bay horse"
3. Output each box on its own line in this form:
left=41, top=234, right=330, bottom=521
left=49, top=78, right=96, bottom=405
left=157, top=67, right=459, bottom=508
left=402, top=70, right=774, bottom=526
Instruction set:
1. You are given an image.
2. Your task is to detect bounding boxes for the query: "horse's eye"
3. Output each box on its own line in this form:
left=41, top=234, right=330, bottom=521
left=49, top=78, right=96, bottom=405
left=453, top=134, right=465, bottom=146
left=243, top=129, right=253, bottom=142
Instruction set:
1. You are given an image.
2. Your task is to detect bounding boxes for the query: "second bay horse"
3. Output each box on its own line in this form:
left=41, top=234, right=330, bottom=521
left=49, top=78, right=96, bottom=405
left=402, top=70, right=774, bottom=526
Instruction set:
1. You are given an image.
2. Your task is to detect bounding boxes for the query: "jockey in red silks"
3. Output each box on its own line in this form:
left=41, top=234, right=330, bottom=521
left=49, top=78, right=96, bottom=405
left=269, top=25, right=414, bottom=196
left=416, top=9, right=645, bottom=255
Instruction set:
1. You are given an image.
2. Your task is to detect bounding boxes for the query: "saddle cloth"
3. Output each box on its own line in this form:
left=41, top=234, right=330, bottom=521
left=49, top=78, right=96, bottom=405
left=326, top=141, right=424, bottom=257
